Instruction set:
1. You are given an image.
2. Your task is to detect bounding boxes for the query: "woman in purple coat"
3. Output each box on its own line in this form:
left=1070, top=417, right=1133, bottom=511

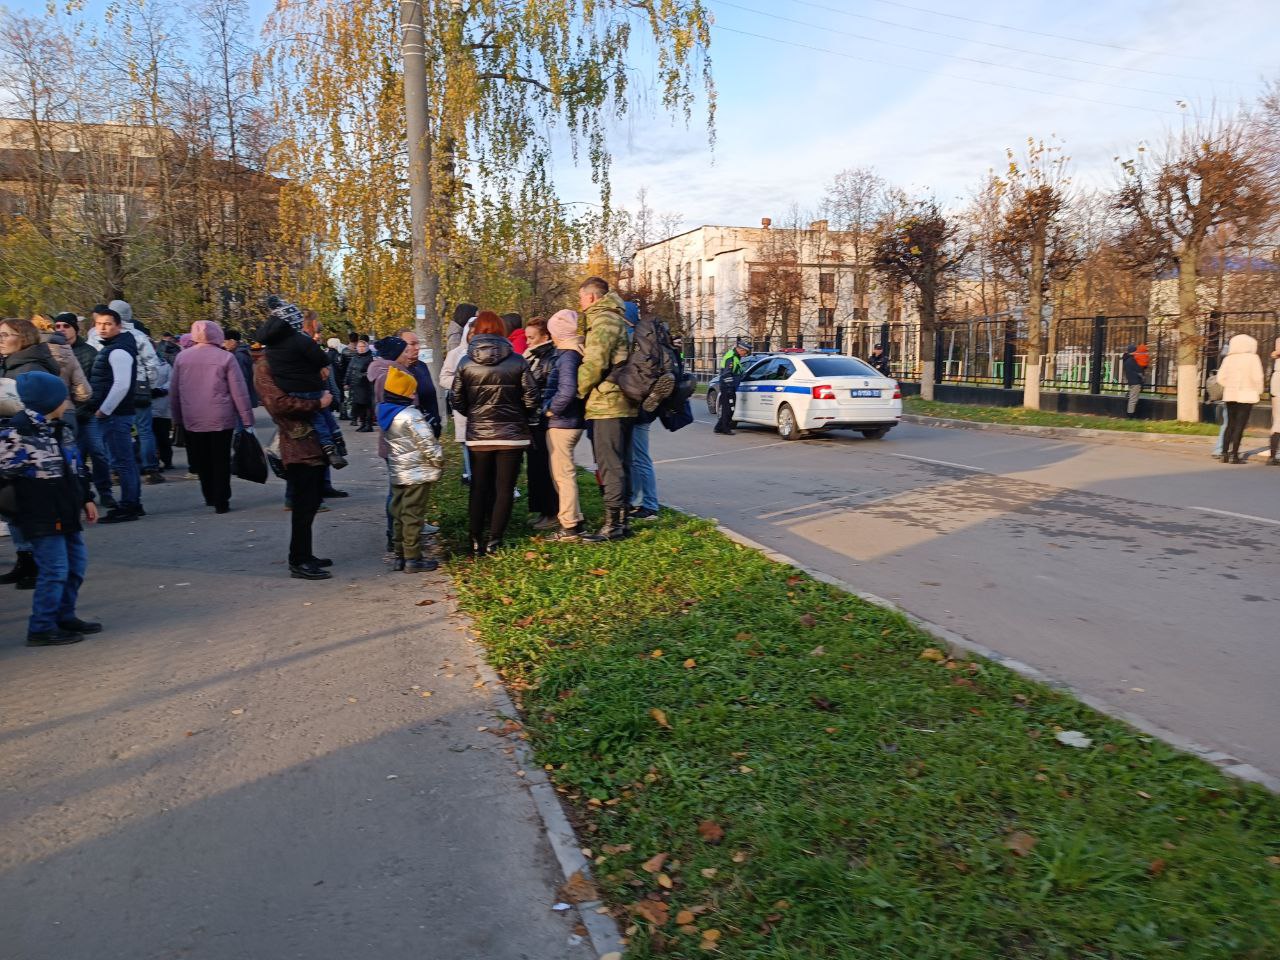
left=169, top=321, right=254, bottom=513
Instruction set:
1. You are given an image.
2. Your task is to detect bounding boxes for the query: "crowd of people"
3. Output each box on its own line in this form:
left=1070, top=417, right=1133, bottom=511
left=1, top=275, right=693, bottom=647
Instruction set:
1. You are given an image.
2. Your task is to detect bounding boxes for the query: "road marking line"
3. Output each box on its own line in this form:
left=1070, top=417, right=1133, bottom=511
left=1190, top=505, right=1280, bottom=527
left=891, top=453, right=984, bottom=472
left=758, top=493, right=860, bottom=519
left=654, top=441, right=789, bottom=465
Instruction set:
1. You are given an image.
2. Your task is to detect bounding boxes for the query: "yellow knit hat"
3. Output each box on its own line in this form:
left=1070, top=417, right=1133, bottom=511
left=384, top=365, right=417, bottom=400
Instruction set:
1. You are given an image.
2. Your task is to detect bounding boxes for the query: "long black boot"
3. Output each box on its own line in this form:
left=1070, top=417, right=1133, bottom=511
left=1, top=550, right=36, bottom=588
left=1268, top=434, right=1280, bottom=465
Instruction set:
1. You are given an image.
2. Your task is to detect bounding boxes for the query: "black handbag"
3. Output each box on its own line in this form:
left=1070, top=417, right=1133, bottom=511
left=231, top=428, right=269, bottom=484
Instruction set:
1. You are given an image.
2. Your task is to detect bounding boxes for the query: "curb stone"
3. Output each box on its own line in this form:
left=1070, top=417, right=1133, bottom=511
left=665, top=504, right=1280, bottom=795
left=899, top=413, right=1271, bottom=451
left=463, top=612, right=626, bottom=960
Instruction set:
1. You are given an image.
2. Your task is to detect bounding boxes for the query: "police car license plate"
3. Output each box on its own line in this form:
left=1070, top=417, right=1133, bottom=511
left=849, top=389, right=881, bottom=398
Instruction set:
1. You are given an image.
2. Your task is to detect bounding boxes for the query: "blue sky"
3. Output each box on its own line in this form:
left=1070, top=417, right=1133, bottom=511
left=551, top=0, right=1280, bottom=228
left=11, top=0, right=1277, bottom=232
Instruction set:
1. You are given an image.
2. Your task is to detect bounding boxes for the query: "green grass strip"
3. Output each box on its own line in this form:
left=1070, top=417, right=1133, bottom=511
left=905, top=397, right=1222, bottom=436
left=434, top=450, right=1277, bottom=959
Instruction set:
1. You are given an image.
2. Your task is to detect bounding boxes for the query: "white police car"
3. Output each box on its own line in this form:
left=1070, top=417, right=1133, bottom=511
left=726, top=353, right=902, bottom=440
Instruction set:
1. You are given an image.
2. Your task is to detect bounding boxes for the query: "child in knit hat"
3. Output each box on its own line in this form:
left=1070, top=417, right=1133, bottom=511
left=378, top=365, right=443, bottom=572
left=0, top=371, right=101, bottom=646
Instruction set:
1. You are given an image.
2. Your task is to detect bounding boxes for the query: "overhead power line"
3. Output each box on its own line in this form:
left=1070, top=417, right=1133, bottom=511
left=712, top=0, right=1186, bottom=99
left=784, top=0, right=1236, bottom=85
left=711, top=24, right=1199, bottom=118
left=862, top=0, right=1235, bottom=64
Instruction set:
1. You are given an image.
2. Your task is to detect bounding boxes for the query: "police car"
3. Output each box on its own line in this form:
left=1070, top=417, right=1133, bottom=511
left=723, top=353, right=902, bottom=440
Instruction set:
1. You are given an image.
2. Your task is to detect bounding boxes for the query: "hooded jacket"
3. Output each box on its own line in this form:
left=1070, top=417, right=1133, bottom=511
left=450, top=334, right=539, bottom=447
left=1121, top=344, right=1145, bottom=386
left=576, top=292, right=638, bottom=420
left=86, top=300, right=162, bottom=389
left=170, top=321, right=254, bottom=433
left=377, top=399, right=444, bottom=486
left=255, top=313, right=329, bottom=394
left=0, top=408, right=91, bottom=538
left=253, top=351, right=324, bottom=467
left=1216, top=334, right=1265, bottom=404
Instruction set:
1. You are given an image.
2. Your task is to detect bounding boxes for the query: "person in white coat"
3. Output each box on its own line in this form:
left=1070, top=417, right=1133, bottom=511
left=1216, top=333, right=1264, bottom=464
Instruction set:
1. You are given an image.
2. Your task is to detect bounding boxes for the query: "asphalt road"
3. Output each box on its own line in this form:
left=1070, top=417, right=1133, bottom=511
left=649, top=410, right=1280, bottom=780
left=0, top=424, right=591, bottom=960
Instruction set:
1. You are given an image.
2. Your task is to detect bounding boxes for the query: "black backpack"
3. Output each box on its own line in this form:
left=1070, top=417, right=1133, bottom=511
left=608, top=315, right=674, bottom=406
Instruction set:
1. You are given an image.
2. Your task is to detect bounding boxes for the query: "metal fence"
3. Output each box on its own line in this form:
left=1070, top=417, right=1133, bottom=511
left=683, top=310, right=1278, bottom=395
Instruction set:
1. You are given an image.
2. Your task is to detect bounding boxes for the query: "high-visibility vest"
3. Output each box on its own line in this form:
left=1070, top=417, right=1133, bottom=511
left=721, top=348, right=742, bottom=376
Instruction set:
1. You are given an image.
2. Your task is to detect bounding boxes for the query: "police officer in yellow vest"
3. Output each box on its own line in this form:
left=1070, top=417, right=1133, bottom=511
left=714, top=341, right=751, bottom=435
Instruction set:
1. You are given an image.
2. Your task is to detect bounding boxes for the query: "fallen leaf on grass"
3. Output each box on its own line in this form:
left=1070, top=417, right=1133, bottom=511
left=700, top=868, right=718, bottom=878
left=919, top=648, right=946, bottom=662
left=641, top=852, right=669, bottom=873
left=524, top=550, right=538, bottom=560
left=786, top=575, right=803, bottom=586
left=601, top=843, right=633, bottom=855
left=656, top=873, right=673, bottom=889
left=630, top=900, right=669, bottom=925
left=514, top=615, right=534, bottom=628
left=675, top=910, right=695, bottom=925
left=500, top=596, right=514, bottom=606
left=1003, top=831, right=1037, bottom=857
left=809, top=645, right=825, bottom=657
left=1136, top=790, right=1152, bottom=800
left=1148, top=858, right=1167, bottom=877
left=683, top=658, right=697, bottom=669
left=731, top=851, right=748, bottom=863
left=701, top=929, right=722, bottom=942
left=697, top=820, right=725, bottom=844
left=810, top=696, right=836, bottom=712
left=650, top=708, right=672, bottom=730
left=651, top=649, right=663, bottom=658
left=734, top=631, right=752, bottom=641
left=556, top=869, right=599, bottom=904
left=414, top=599, right=435, bottom=606
left=589, top=568, right=610, bottom=576
left=1055, top=731, right=1093, bottom=749
left=798, top=613, right=817, bottom=628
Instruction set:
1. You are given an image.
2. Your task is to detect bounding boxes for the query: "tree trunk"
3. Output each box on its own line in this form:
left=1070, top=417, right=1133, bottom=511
left=400, top=0, right=443, bottom=384
left=1175, top=243, right=1202, bottom=422
left=1023, top=235, right=1045, bottom=410
left=919, top=280, right=937, bottom=402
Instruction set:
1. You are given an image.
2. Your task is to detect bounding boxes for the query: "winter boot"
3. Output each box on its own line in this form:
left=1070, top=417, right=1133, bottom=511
left=1268, top=434, right=1280, bottom=466
left=322, top=443, right=348, bottom=469
left=393, top=554, right=406, bottom=572
left=1, top=550, right=36, bottom=587
left=641, top=372, right=676, bottom=414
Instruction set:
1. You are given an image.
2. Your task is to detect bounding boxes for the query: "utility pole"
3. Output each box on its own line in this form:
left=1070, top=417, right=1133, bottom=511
left=399, top=0, right=443, bottom=382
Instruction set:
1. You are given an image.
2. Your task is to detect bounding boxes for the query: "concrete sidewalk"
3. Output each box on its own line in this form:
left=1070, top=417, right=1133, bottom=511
left=0, top=422, right=593, bottom=960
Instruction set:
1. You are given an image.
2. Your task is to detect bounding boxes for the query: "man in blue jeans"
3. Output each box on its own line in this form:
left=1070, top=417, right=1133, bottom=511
left=87, top=306, right=144, bottom=523
left=629, top=416, right=660, bottom=520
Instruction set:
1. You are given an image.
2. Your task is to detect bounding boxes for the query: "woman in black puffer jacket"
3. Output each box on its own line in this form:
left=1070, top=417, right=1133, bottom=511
left=450, top=311, right=539, bottom=555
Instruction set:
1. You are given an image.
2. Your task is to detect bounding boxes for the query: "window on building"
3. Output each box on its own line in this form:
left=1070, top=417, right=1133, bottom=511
left=819, top=272, right=835, bottom=294
left=818, top=307, right=836, bottom=346
left=707, top=275, right=715, bottom=297
left=853, top=271, right=870, bottom=296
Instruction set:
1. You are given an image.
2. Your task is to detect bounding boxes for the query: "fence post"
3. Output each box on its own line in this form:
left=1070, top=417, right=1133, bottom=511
left=934, top=328, right=944, bottom=384
left=1002, top=318, right=1016, bottom=391
left=1088, top=314, right=1106, bottom=394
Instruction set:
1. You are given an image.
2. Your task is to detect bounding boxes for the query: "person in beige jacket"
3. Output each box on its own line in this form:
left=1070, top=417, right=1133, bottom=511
left=1216, top=333, right=1264, bottom=464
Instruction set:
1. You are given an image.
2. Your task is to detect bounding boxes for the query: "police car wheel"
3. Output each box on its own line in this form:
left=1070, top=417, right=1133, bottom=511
left=861, top=427, right=890, bottom=440
left=778, top=404, right=804, bottom=441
